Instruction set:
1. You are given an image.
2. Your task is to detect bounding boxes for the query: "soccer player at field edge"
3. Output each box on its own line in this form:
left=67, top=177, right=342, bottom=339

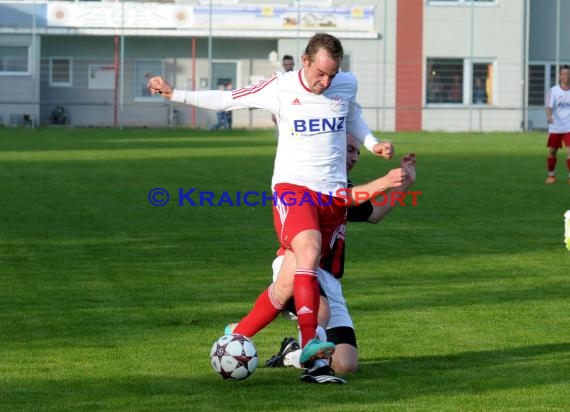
left=148, top=32, right=394, bottom=367
left=545, top=64, right=570, bottom=185
left=272, top=54, right=295, bottom=126
left=267, top=135, right=416, bottom=382
left=281, top=54, right=295, bottom=72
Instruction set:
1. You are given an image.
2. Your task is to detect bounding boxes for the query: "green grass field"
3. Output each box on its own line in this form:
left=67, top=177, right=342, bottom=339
left=0, top=127, right=568, bottom=411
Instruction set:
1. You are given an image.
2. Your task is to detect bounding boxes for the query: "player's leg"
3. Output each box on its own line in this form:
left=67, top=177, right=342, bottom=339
left=317, top=294, right=330, bottom=328
left=318, top=269, right=358, bottom=374
left=546, top=133, right=562, bottom=184
left=563, top=133, right=570, bottom=183
left=567, top=147, right=570, bottom=184
left=230, top=252, right=296, bottom=337
left=290, top=228, right=334, bottom=364
left=230, top=282, right=285, bottom=337
left=327, top=328, right=358, bottom=374
left=290, top=228, right=321, bottom=345
left=273, top=184, right=335, bottom=365
left=299, top=317, right=348, bottom=384
left=546, top=146, right=558, bottom=183
left=265, top=294, right=330, bottom=368
left=296, top=194, right=346, bottom=366
left=271, top=254, right=298, bottom=320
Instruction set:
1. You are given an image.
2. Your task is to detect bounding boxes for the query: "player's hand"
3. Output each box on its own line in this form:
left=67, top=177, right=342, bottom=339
left=372, top=141, right=394, bottom=160
left=400, top=153, right=416, bottom=188
left=147, top=76, right=173, bottom=99
left=547, top=116, right=554, bottom=124
left=385, top=167, right=407, bottom=188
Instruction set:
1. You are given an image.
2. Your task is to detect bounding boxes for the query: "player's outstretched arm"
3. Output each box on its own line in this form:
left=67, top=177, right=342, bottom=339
left=148, top=75, right=276, bottom=113
left=349, top=167, right=406, bottom=206
left=367, top=153, right=416, bottom=224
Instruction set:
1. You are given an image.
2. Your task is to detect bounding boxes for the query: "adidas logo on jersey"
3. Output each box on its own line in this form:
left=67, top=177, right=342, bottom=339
left=291, top=98, right=301, bottom=105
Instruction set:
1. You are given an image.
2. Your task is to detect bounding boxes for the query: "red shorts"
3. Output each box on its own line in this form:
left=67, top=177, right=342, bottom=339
left=547, top=133, right=570, bottom=149
left=272, top=183, right=346, bottom=253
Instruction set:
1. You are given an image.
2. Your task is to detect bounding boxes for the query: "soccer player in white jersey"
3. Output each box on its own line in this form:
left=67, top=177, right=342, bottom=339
left=148, top=33, right=393, bottom=369
left=545, top=64, right=570, bottom=184
left=266, top=135, right=416, bottom=383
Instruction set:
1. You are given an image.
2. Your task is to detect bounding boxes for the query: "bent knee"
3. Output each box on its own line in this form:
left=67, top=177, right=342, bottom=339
left=330, top=343, right=358, bottom=374
left=332, top=359, right=358, bottom=374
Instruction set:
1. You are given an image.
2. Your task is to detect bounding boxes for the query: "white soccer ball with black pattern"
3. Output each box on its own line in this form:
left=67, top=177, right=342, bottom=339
left=210, top=334, right=258, bottom=380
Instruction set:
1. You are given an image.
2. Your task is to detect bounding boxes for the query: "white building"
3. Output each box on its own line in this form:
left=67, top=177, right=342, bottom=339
left=0, top=0, right=568, bottom=131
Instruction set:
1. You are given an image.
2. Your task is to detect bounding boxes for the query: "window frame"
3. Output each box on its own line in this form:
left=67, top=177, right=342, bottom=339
left=425, top=57, right=464, bottom=106
left=0, top=45, right=31, bottom=76
left=528, top=63, right=546, bottom=107
left=471, top=59, right=495, bottom=106
left=425, top=57, right=496, bottom=106
left=49, top=57, right=73, bottom=87
left=527, top=62, right=570, bottom=107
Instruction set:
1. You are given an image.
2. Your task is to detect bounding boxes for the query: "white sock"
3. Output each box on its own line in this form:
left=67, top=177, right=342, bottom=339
left=316, top=325, right=327, bottom=342
left=297, top=325, right=328, bottom=347
left=308, top=358, right=329, bottom=372
left=283, top=348, right=302, bottom=369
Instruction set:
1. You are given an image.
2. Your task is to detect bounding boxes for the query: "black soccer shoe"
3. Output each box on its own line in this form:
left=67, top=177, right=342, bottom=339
left=300, top=364, right=346, bottom=384
left=264, top=337, right=300, bottom=368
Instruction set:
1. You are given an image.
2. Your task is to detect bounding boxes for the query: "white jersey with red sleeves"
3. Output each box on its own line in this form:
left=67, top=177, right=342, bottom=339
left=547, top=84, right=570, bottom=133
left=171, top=69, right=378, bottom=194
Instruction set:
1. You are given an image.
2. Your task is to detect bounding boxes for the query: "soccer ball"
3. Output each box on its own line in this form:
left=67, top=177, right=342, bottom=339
left=210, top=334, right=258, bottom=380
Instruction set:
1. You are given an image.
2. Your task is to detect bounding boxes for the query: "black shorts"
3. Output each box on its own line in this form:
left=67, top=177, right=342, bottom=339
left=326, top=326, right=357, bottom=348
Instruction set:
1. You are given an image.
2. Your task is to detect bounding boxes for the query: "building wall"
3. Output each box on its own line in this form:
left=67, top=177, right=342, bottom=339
left=529, top=0, right=570, bottom=62
left=39, top=35, right=278, bottom=127
left=0, top=34, right=40, bottom=126
left=423, top=1, right=526, bottom=132
left=0, top=0, right=388, bottom=129
left=527, top=0, right=570, bottom=130
left=2, top=0, right=569, bottom=132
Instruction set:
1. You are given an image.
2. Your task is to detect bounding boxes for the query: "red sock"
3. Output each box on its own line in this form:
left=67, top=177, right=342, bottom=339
left=566, top=158, right=570, bottom=172
left=547, top=156, right=557, bottom=172
left=293, top=269, right=319, bottom=348
left=234, top=285, right=283, bottom=337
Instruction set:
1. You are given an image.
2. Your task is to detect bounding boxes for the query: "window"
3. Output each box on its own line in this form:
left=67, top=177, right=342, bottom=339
left=550, top=65, right=557, bottom=87
left=0, top=46, right=30, bottom=74
left=427, top=58, right=495, bottom=105
left=135, top=59, right=163, bottom=101
left=472, top=62, right=492, bottom=105
left=212, top=61, right=237, bottom=91
left=426, top=58, right=463, bottom=104
left=527, top=63, right=570, bottom=106
left=49, top=57, right=72, bottom=87
left=528, top=65, right=545, bottom=106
